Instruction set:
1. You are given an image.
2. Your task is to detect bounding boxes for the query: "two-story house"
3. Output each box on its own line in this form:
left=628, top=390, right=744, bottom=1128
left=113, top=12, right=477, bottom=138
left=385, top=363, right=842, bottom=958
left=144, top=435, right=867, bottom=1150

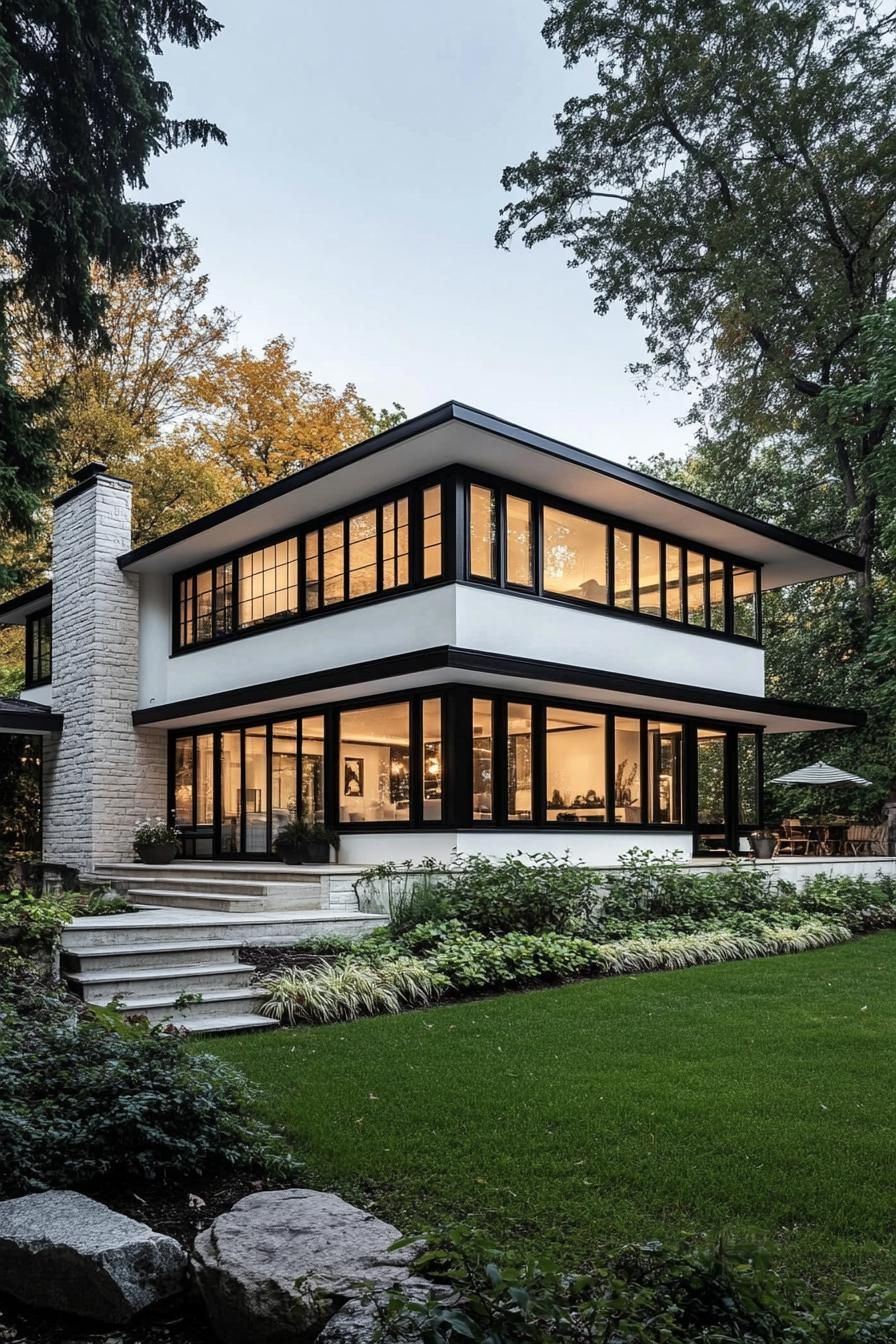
left=0, top=401, right=863, bottom=874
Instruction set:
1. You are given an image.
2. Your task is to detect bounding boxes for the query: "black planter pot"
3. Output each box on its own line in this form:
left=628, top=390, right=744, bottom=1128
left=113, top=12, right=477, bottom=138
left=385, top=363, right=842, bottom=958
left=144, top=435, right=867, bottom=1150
left=748, top=834, right=776, bottom=860
left=277, top=845, right=305, bottom=866
left=136, top=841, right=178, bottom=865
left=304, top=840, right=331, bottom=864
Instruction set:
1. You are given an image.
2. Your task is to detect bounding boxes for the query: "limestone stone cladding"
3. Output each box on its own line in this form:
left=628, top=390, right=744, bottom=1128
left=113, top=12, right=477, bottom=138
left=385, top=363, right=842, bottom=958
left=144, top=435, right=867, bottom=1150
left=42, top=472, right=167, bottom=872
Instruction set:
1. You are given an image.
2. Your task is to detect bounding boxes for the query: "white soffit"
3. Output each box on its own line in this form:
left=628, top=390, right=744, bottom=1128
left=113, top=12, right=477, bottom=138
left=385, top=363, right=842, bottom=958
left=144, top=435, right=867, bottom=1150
left=121, top=410, right=859, bottom=589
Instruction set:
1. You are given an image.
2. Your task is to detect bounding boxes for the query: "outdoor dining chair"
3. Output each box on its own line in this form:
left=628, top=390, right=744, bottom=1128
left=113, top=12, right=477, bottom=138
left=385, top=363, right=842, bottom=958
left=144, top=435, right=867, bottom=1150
left=774, top=819, right=813, bottom=856
left=844, top=823, right=887, bottom=856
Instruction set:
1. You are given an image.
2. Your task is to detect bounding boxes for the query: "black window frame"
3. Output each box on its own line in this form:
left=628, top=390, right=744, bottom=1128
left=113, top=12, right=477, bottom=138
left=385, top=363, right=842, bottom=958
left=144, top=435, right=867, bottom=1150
left=461, top=468, right=762, bottom=646
left=25, top=608, right=52, bottom=688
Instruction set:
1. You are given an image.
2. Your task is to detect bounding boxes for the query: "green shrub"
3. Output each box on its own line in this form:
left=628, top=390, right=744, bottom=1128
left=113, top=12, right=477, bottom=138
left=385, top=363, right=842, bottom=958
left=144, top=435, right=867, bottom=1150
left=0, top=965, right=298, bottom=1195
left=0, top=888, right=73, bottom=945
left=438, top=852, right=601, bottom=935
left=75, top=890, right=133, bottom=917
left=370, top=1223, right=896, bottom=1344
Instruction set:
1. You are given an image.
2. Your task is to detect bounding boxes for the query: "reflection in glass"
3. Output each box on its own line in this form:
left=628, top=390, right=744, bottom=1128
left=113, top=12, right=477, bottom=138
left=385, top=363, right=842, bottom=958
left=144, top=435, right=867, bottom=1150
left=382, top=498, right=410, bottom=589
left=301, top=716, right=325, bottom=822
left=614, top=529, right=634, bottom=609
left=339, top=701, right=410, bottom=824
left=422, top=697, right=442, bottom=820
left=733, top=566, right=758, bottom=638
left=305, top=532, right=320, bottom=611
left=708, top=557, right=725, bottom=631
left=546, top=707, right=606, bottom=822
left=638, top=536, right=662, bottom=617
left=472, top=699, right=493, bottom=819
left=196, top=733, right=214, bottom=826
left=665, top=546, right=683, bottom=622
left=507, top=702, right=532, bottom=820
left=470, top=485, right=496, bottom=579
left=348, top=510, right=378, bottom=599
left=614, top=716, right=642, bottom=822
left=738, top=732, right=758, bottom=826
left=323, top=522, right=345, bottom=606
left=174, top=737, right=193, bottom=825
left=543, top=506, right=608, bottom=604
left=506, top=495, right=533, bottom=588
left=244, top=725, right=268, bottom=853
left=271, top=722, right=298, bottom=843
left=423, top=486, right=442, bottom=580
left=239, top=539, right=298, bottom=627
left=647, top=721, right=683, bottom=823
left=697, top=727, right=727, bottom=844
left=220, top=729, right=242, bottom=854
left=686, top=551, right=707, bottom=626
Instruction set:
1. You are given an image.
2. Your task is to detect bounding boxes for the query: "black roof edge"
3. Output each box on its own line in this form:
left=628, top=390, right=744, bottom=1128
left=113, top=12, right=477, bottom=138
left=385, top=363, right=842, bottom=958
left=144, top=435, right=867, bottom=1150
left=0, top=700, right=63, bottom=733
left=0, top=580, right=52, bottom=620
left=117, top=401, right=864, bottom=575
left=131, top=645, right=865, bottom=729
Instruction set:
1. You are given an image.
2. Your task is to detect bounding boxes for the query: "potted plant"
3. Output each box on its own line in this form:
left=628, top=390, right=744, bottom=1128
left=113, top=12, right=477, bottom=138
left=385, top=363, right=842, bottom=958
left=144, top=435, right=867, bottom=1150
left=273, top=819, right=340, bottom=865
left=134, top=816, right=180, bottom=865
left=748, top=828, right=777, bottom=860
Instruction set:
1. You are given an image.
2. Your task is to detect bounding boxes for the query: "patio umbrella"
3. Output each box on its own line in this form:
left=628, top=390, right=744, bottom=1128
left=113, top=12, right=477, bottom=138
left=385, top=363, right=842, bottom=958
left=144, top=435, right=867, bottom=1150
left=769, top=761, right=872, bottom=837
left=769, top=761, right=871, bottom=787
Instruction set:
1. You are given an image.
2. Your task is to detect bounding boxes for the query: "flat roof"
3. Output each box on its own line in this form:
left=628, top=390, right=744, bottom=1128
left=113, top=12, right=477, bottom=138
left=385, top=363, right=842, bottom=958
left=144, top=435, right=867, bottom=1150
left=132, top=646, right=864, bottom=734
left=0, top=581, right=52, bottom=625
left=118, top=401, right=862, bottom=590
left=0, top=695, right=62, bottom=735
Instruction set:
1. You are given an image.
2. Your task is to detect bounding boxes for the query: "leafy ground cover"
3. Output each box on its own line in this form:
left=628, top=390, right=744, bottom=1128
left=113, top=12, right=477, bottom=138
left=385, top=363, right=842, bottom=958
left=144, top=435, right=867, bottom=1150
left=204, top=933, right=896, bottom=1285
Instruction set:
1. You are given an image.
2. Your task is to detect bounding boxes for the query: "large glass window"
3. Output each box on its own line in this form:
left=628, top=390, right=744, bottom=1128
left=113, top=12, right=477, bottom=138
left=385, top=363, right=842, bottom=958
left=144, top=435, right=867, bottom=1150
left=614, top=529, right=634, bottom=609
left=546, top=707, right=607, bottom=822
left=219, top=729, right=242, bottom=854
left=348, top=510, right=378, bottom=600
left=543, top=506, right=608, bottom=604
left=339, top=701, right=410, bottom=824
left=239, top=540, right=298, bottom=628
left=472, top=698, right=494, bottom=820
left=173, top=736, right=193, bottom=826
left=423, top=486, right=442, bottom=580
left=304, top=532, right=320, bottom=612
left=665, top=546, right=683, bottom=622
left=733, top=566, right=758, bottom=639
left=686, top=551, right=707, bottom=627
left=470, top=485, right=497, bottom=580
left=507, top=702, right=533, bottom=820
left=26, top=609, right=52, bottom=686
left=647, top=721, right=683, bottom=824
left=301, top=716, right=325, bottom=822
left=638, top=536, right=662, bottom=618
left=177, top=562, right=233, bottom=648
left=506, top=495, right=533, bottom=588
left=323, top=522, right=345, bottom=606
left=614, top=716, right=642, bottom=822
left=271, top=721, right=298, bottom=840
left=696, top=727, right=727, bottom=837
left=382, top=497, right=410, bottom=590
left=708, top=557, right=726, bottom=632
left=738, top=732, right=759, bottom=827
left=422, top=697, right=443, bottom=820
left=244, top=725, right=269, bottom=853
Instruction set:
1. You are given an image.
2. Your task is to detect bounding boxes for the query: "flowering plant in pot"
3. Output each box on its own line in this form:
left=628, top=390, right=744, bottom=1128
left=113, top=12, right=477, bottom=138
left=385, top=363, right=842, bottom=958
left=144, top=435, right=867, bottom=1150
left=273, top=820, right=339, bottom=865
left=134, top=816, right=180, bottom=864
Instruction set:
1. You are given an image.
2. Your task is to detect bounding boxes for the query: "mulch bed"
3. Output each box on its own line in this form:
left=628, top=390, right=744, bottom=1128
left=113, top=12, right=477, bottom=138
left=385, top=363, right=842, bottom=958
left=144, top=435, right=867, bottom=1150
left=238, top=944, right=335, bottom=979
left=0, top=1175, right=272, bottom=1344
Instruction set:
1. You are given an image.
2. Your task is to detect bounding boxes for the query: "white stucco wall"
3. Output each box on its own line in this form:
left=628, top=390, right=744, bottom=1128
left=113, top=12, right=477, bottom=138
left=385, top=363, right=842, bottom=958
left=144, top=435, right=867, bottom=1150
left=136, top=581, right=763, bottom=710
left=336, top=828, right=695, bottom=867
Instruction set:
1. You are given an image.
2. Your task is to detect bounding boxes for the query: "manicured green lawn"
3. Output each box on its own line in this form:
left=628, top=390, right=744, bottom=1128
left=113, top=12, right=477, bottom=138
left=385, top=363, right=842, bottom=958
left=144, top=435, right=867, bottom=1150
left=203, top=934, right=896, bottom=1282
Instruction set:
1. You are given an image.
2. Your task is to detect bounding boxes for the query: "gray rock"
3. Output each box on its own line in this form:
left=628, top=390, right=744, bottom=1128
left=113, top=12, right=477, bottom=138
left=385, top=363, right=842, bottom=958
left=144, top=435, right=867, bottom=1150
left=316, top=1299, right=382, bottom=1344
left=0, top=1189, right=188, bottom=1323
left=192, top=1188, right=438, bottom=1344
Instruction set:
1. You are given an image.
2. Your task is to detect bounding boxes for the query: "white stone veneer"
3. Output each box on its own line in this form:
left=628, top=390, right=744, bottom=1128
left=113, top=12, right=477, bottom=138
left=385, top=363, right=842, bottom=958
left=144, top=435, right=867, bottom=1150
left=42, top=474, right=167, bottom=873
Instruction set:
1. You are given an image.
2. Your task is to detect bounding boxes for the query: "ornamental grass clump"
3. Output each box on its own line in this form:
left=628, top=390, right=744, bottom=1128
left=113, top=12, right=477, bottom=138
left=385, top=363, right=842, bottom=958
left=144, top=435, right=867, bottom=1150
left=261, top=957, right=444, bottom=1025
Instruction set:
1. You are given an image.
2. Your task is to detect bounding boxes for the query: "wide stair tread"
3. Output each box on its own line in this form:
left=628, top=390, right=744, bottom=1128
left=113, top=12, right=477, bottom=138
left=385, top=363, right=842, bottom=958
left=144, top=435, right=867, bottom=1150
left=62, top=940, right=244, bottom=970
left=124, top=876, right=322, bottom=895
left=128, top=887, right=321, bottom=913
left=175, top=1014, right=277, bottom=1035
left=69, top=962, right=257, bottom=1002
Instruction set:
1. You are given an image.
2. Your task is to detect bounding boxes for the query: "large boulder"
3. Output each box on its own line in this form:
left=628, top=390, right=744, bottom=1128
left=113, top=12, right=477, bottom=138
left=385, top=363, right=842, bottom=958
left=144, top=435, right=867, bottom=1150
left=0, top=1189, right=188, bottom=1323
left=192, top=1188, right=437, bottom=1344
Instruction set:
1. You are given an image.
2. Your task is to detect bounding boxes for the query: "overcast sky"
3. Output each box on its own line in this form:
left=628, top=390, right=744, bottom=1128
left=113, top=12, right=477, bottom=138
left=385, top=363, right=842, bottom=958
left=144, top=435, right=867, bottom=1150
left=146, top=0, right=691, bottom=461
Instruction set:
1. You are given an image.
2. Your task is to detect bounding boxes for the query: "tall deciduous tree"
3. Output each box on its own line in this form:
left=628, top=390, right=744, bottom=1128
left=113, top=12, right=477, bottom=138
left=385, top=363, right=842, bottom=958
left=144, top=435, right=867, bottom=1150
left=187, top=336, right=405, bottom=492
left=0, top=0, right=224, bottom=564
left=497, top=0, right=896, bottom=617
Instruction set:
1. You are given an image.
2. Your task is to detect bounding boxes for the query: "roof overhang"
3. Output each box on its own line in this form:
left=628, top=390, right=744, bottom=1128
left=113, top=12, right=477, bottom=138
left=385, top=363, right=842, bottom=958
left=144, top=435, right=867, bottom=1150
left=132, top=646, right=863, bottom=735
left=0, top=696, right=62, bottom=735
left=118, top=402, right=862, bottom=590
left=0, top=581, right=52, bottom=626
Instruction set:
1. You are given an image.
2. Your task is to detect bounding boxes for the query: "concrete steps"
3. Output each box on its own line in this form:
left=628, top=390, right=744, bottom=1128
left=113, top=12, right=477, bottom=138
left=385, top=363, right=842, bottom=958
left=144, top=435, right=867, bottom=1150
left=115, top=984, right=270, bottom=1025
left=62, top=940, right=245, bottom=972
left=67, top=961, right=258, bottom=1003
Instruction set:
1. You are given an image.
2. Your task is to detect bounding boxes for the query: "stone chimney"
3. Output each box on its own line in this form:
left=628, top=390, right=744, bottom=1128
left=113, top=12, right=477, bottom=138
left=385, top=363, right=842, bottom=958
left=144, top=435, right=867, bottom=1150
left=42, top=465, right=167, bottom=873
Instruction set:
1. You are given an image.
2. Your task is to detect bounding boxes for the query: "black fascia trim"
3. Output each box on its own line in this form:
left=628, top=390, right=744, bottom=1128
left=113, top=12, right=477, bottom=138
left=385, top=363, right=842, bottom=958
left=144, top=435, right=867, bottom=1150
left=0, top=708, right=63, bottom=733
left=132, top=644, right=865, bottom=729
left=117, top=400, right=863, bottom=575
left=0, top=582, right=52, bottom=621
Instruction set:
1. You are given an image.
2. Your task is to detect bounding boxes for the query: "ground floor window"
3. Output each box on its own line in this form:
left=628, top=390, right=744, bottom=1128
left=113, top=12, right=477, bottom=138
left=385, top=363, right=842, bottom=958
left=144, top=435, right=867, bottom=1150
left=169, top=687, right=763, bottom=856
